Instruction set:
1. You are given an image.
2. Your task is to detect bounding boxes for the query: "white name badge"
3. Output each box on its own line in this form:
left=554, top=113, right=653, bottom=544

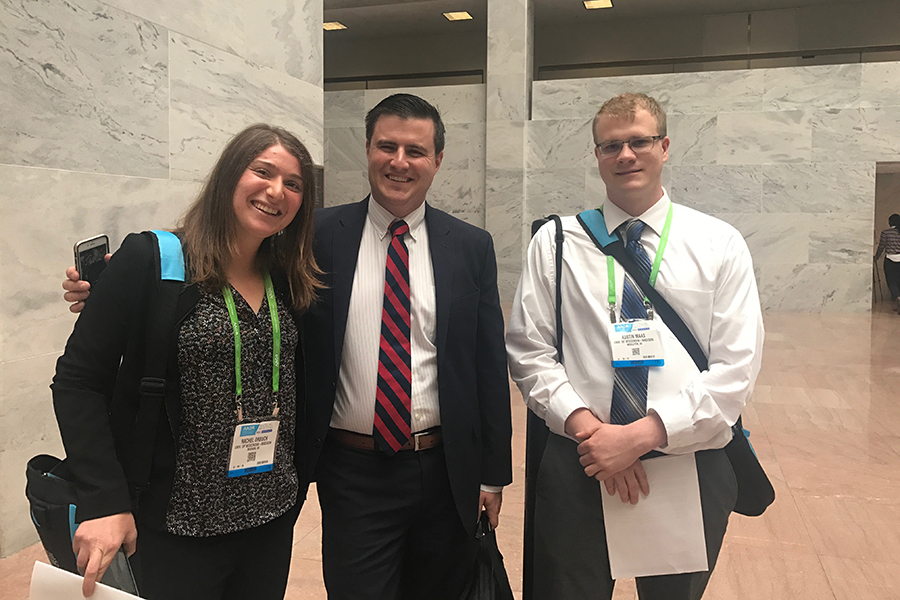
left=609, top=320, right=665, bottom=367
left=228, top=420, right=279, bottom=478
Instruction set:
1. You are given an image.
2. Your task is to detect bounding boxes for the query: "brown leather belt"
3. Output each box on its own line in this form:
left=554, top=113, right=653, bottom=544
left=329, top=427, right=442, bottom=452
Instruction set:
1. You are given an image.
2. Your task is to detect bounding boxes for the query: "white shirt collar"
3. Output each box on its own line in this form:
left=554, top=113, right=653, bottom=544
left=366, top=195, right=426, bottom=241
left=602, top=188, right=671, bottom=238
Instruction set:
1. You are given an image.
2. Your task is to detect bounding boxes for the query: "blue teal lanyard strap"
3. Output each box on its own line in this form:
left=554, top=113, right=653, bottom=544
left=222, top=271, right=281, bottom=420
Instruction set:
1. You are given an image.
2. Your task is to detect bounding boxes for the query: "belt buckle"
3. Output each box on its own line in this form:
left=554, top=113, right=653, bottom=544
left=413, top=431, right=425, bottom=451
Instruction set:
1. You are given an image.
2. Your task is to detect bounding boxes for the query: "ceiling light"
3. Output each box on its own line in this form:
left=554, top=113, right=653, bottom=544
left=323, top=22, right=347, bottom=30
left=583, top=0, right=613, bottom=8
left=443, top=11, right=473, bottom=21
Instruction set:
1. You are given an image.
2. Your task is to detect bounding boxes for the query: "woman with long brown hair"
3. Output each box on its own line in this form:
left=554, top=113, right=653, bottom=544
left=53, top=124, right=319, bottom=600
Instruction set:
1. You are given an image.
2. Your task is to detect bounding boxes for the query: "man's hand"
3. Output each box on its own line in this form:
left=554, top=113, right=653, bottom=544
left=603, top=460, right=650, bottom=504
left=479, top=490, right=502, bottom=529
left=575, top=413, right=667, bottom=482
left=72, top=512, right=137, bottom=597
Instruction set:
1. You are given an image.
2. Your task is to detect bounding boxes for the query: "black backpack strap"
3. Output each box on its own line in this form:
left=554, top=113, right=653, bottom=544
left=128, top=231, right=185, bottom=498
left=523, top=215, right=562, bottom=600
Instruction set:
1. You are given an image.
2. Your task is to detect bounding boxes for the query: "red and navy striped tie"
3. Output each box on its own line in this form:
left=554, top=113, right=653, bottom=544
left=374, top=220, right=412, bottom=454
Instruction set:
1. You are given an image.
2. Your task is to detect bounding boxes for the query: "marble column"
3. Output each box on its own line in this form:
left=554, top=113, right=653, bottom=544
left=485, top=0, right=534, bottom=300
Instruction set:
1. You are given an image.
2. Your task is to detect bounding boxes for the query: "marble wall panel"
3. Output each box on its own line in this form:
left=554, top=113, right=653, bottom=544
left=718, top=110, right=812, bottom=164
left=860, top=61, right=900, bottom=108
left=0, top=0, right=168, bottom=177
left=444, top=123, right=486, bottom=170
left=532, top=70, right=764, bottom=121
left=325, top=171, right=369, bottom=207
left=486, top=121, right=526, bottom=170
left=0, top=167, right=194, bottom=361
left=717, top=213, right=810, bottom=266
left=325, top=90, right=366, bottom=128
left=764, top=64, right=861, bottom=110
left=429, top=169, right=485, bottom=219
left=326, top=127, right=368, bottom=172
left=169, top=33, right=324, bottom=182
left=527, top=119, right=594, bottom=170
left=759, top=264, right=870, bottom=312
left=666, top=114, right=718, bottom=166
left=487, top=73, right=530, bottom=123
left=808, top=216, right=872, bottom=264
left=243, top=0, right=322, bottom=85
left=364, top=85, right=486, bottom=125
left=486, top=0, right=530, bottom=122
left=668, top=165, right=763, bottom=214
left=762, top=163, right=876, bottom=213
left=485, top=168, right=526, bottom=263
left=100, top=0, right=243, bottom=56
left=656, top=70, right=765, bottom=116
left=526, top=168, right=586, bottom=224
left=812, top=107, right=900, bottom=163
left=0, top=353, right=65, bottom=553
left=585, top=167, right=605, bottom=208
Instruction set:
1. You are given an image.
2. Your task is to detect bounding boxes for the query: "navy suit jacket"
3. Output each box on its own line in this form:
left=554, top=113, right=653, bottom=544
left=303, top=197, right=512, bottom=535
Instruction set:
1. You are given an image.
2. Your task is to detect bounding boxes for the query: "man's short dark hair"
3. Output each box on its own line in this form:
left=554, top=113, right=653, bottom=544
left=365, top=93, right=446, bottom=155
left=890, top=213, right=900, bottom=229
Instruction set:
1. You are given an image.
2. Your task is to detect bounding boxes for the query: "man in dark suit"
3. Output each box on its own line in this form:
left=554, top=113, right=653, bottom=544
left=303, top=93, right=512, bottom=600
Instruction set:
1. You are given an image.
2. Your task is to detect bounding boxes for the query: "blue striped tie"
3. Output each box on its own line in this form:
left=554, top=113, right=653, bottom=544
left=610, top=219, right=652, bottom=425
left=373, top=220, right=412, bottom=454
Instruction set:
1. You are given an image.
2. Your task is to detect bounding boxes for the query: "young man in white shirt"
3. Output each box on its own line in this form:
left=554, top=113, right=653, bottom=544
left=507, top=93, right=764, bottom=600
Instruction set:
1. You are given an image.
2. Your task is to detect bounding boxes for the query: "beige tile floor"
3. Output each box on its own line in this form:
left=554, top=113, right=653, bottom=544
left=4, top=305, right=900, bottom=599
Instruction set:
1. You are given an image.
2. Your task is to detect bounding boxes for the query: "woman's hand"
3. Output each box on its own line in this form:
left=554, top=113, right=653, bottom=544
left=72, top=512, right=137, bottom=597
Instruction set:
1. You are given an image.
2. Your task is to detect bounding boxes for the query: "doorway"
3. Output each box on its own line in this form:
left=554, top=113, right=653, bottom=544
left=874, top=163, right=900, bottom=312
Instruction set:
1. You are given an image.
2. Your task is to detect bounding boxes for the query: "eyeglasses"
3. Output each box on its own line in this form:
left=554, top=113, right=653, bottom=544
left=595, top=135, right=664, bottom=157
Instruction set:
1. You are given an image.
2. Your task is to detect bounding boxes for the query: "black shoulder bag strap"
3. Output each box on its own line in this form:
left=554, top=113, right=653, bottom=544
left=523, top=215, right=562, bottom=600
left=576, top=208, right=775, bottom=517
left=128, top=231, right=185, bottom=503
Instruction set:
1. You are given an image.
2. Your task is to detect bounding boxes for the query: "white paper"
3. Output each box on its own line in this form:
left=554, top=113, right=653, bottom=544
left=30, top=561, right=140, bottom=600
left=601, top=453, right=708, bottom=580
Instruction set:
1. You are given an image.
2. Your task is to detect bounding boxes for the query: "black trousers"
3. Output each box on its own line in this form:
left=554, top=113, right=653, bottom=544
left=532, top=433, right=736, bottom=600
left=135, top=504, right=299, bottom=600
left=316, top=439, right=478, bottom=600
left=884, top=258, right=900, bottom=299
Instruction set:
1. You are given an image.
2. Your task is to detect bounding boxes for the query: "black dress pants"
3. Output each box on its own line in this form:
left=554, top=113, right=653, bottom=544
left=135, top=503, right=299, bottom=600
left=532, top=432, right=737, bottom=600
left=316, top=438, right=478, bottom=600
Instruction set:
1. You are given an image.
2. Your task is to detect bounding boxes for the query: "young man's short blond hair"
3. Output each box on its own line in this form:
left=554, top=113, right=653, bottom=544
left=592, top=93, right=667, bottom=143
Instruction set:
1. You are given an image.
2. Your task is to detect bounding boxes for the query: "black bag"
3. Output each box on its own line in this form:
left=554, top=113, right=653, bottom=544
left=459, top=512, right=515, bottom=600
left=25, top=231, right=186, bottom=586
left=25, top=454, right=79, bottom=573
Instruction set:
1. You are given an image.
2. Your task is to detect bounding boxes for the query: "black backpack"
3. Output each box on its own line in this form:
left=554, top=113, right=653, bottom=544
left=25, top=230, right=185, bottom=586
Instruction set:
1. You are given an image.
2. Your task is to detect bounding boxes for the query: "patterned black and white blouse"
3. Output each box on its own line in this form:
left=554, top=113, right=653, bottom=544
left=166, top=285, right=298, bottom=536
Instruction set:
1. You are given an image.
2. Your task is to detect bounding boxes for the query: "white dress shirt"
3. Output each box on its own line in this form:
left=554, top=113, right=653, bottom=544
left=506, top=190, right=765, bottom=454
left=330, top=197, right=440, bottom=434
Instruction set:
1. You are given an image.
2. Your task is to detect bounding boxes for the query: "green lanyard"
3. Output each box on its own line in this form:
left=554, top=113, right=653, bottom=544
left=606, top=203, right=674, bottom=319
left=222, top=270, right=281, bottom=421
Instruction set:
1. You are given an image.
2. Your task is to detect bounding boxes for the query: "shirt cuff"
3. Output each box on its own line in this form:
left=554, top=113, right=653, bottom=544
left=480, top=484, right=503, bottom=494
left=541, top=384, right=591, bottom=438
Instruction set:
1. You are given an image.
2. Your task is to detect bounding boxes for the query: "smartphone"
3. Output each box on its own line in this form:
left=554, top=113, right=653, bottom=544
left=99, top=547, right=139, bottom=595
left=74, top=235, right=109, bottom=287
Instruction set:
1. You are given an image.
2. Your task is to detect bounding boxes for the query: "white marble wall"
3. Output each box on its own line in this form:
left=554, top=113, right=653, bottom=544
left=0, top=0, right=323, bottom=556
left=530, top=62, right=900, bottom=312
left=324, top=85, right=486, bottom=226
